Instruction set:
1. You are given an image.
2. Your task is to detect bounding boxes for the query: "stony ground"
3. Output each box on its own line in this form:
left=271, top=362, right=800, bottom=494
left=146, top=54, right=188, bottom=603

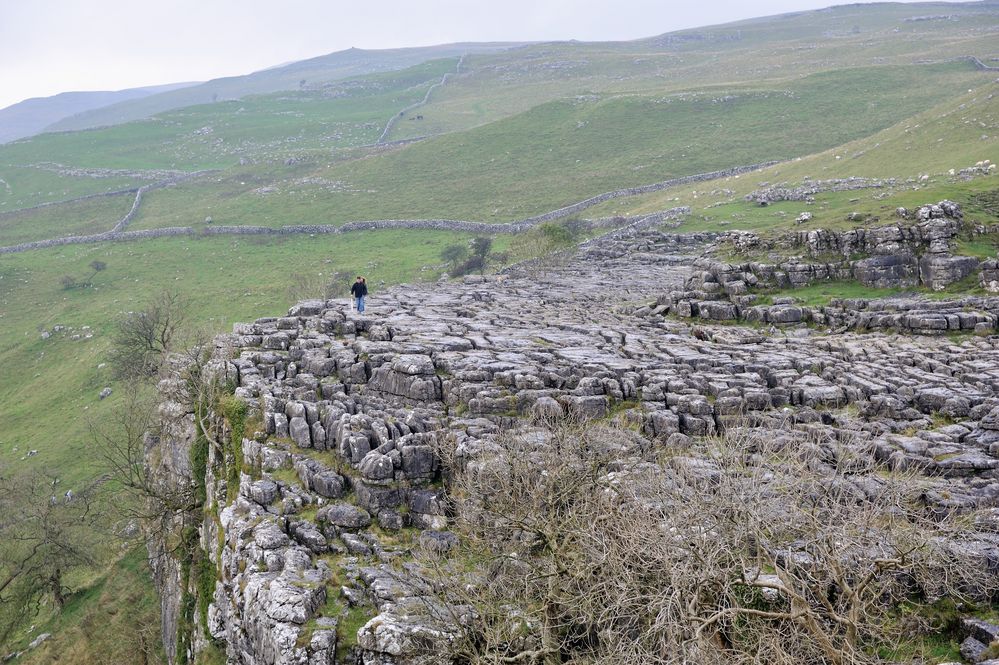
left=176, top=226, right=999, bottom=664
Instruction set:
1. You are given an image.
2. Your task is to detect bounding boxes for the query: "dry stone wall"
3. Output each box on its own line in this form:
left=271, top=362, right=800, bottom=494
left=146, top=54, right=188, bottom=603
left=0, top=187, right=139, bottom=220
left=0, top=161, right=777, bottom=255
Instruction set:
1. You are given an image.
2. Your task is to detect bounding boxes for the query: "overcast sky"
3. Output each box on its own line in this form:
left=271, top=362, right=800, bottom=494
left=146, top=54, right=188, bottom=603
left=0, top=0, right=950, bottom=109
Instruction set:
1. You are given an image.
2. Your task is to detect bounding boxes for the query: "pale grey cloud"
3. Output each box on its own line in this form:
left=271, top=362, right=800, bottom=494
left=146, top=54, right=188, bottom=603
left=0, top=0, right=954, bottom=109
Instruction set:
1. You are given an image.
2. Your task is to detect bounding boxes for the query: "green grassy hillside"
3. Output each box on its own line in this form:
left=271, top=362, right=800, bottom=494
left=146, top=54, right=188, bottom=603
left=1, top=59, right=460, bottom=175
left=385, top=2, right=999, bottom=141
left=583, top=81, right=999, bottom=235
left=111, top=61, right=987, bottom=232
left=0, top=193, right=134, bottom=245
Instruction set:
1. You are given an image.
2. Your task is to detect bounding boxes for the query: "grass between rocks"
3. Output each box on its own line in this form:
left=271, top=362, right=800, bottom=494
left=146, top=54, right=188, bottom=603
left=753, top=281, right=910, bottom=307
left=753, top=274, right=992, bottom=308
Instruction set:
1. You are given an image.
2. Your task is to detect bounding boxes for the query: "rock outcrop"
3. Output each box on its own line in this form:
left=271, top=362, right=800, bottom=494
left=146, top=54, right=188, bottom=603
left=149, top=227, right=999, bottom=664
left=715, top=201, right=984, bottom=291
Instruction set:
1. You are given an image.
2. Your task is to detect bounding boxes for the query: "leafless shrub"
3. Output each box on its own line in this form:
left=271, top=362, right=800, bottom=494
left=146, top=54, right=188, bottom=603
left=109, top=291, right=187, bottom=380
left=89, top=385, right=196, bottom=538
left=417, top=419, right=995, bottom=665
left=0, top=468, right=103, bottom=650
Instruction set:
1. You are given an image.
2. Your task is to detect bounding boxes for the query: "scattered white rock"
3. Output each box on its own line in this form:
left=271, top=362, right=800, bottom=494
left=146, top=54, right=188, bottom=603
left=28, top=633, right=51, bottom=650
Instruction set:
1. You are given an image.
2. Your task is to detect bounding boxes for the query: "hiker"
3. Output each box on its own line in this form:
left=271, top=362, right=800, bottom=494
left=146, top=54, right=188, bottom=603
left=350, top=275, right=368, bottom=313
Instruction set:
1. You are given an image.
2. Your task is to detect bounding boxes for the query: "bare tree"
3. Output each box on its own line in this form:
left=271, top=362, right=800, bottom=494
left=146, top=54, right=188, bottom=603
left=90, top=385, right=197, bottom=534
left=441, top=244, right=469, bottom=274
left=110, top=291, right=186, bottom=380
left=88, top=260, right=107, bottom=283
left=417, top=419, right=995, bottom=665
left=0, top=468, right=103, bottom=650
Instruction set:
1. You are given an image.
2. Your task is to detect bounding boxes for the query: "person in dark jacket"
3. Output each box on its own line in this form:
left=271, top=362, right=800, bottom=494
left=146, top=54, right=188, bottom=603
left=350, top=276, right=368, bottom=313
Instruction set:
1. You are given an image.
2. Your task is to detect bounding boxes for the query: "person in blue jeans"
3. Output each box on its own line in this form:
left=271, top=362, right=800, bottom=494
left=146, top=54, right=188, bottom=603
left=350, top=275, right=368, bottom=313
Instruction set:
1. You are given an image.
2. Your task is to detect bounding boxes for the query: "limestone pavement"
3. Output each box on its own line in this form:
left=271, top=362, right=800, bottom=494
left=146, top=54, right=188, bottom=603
left=162, top=227, right=999, bottom=664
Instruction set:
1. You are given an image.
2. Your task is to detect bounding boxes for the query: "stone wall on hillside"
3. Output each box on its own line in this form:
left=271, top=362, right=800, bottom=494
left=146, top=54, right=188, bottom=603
left=0, top=159, right=784, bottom=255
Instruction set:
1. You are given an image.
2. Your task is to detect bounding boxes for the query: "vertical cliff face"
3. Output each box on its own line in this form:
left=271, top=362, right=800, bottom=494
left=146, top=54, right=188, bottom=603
left=148, top=345, right=350, bottom=665
left=145, top=369, right=198, bottom=664
left=145, top=230, right=999, bottom=664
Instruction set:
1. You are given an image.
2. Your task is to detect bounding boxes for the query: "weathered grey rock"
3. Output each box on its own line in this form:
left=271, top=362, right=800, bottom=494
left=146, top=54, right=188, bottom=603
left=359, top=451, right=395, bottom=482
left=530, top=396, right=565, bottom=421
left=401, top=445, right=436, bottom=480
left=768, top=305, right=803, bottom=324
left=274, top=413, right=289, bottom=438
left=290, top=416, right=312, bottom=448
left=561, top=395, right=608, bottom=420
left=964, top=618, right=999, bottom=646
left=391, top=354, right=435, bottom=376
left=919, top=254, right=980, bottom=291
left=249, top=479, right=279, bottom=505
left=368, top=366, right=442, bottom=401
left=290, top=520, right=328, bottom=553
left=960, top=636, right=987, bottom=663
left=27, top=634, right=50, bottom=650
left=317, top=504, right=371, bottom=530
left=357, top=614, right=454, bottom=663
left=253, top=521, right=290, bottom=550
left=853, top=254, right=919, bottom=288
left=311, top=471, right=346, bottom=499
left=698, top=301, right=738, bottom=320
left=354, top=483, right=403, bottom=513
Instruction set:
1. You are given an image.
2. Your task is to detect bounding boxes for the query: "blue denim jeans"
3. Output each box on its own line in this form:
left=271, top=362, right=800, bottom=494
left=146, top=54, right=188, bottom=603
left=356, top=295, right=365, bottom=312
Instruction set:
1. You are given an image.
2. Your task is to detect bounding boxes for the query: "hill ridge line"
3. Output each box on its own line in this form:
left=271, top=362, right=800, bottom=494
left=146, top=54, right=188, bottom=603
left=0, top=161, right=775, bottom=254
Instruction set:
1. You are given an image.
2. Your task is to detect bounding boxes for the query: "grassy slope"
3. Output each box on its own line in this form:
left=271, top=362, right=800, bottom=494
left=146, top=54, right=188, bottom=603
left=385, top=2, right=999, bottom=141
left=1, top=3, right=994, bottom=221
left=0, top=193, right=134, bottom=245
left=13, top=547, right=164, bottom=665
left=0, top=59, right=460, bottom=175
left=583, top=81, right=999, bottom=236
left=125, top=61, right=989, bottom=230
left=0, top=166, right=143, bottom=212
left=45, top=43, right=519, bottom=134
